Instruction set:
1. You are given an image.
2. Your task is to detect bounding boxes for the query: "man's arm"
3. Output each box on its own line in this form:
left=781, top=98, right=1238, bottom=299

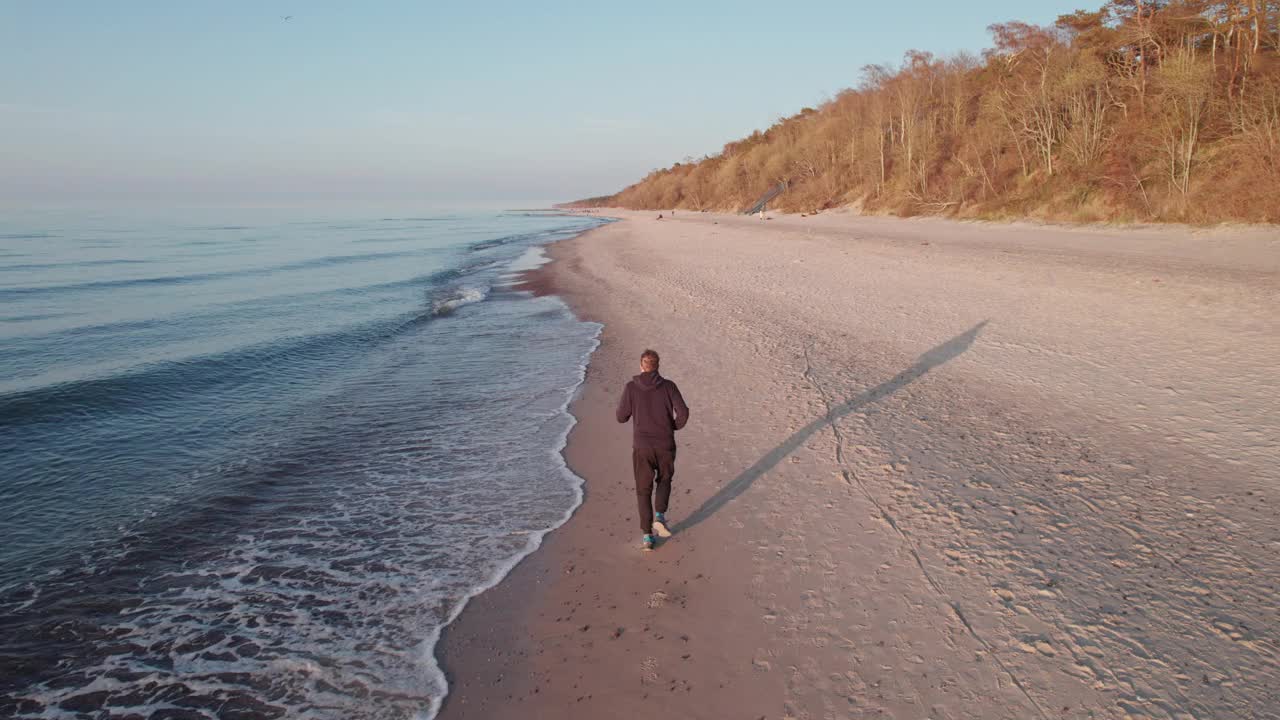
left=616, top=383, right=633, bottom=423
left=670, top=383, right=689, bottom=430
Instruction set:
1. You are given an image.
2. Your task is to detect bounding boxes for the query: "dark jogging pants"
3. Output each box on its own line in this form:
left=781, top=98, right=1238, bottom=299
left=633, top=447, right=676, bottom=534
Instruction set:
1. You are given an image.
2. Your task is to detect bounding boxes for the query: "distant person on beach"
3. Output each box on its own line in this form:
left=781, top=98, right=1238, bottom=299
left=616, top=349, right=690, bottom=551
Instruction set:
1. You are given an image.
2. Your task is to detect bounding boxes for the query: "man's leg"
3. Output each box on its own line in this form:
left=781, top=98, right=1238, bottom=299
left=633, top=449, right=657, bottom=535
left=653, top=448, right=676, bottom=518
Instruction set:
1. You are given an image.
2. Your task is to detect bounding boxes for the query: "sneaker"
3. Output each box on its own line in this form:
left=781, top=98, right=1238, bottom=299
left=652, top=515, right=672, bottom=538
left=641, top=534, right=655, bottom=551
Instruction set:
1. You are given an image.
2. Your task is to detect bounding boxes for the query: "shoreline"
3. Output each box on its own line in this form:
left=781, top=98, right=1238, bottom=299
left=437, top=218, right=787, bottom=719
left=418, top=220, right=615, bottom=718
left=433, top=220, right=639, bottom=717
left=436, top=209, right=1279, bottom=719
left=420, top=236, right=603, bottom=719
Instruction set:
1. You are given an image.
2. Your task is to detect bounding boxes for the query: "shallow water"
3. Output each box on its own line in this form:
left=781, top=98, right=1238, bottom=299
left=0, top=209, right=607, bottom=718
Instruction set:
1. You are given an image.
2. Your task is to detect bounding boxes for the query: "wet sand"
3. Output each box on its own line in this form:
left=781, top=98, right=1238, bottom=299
left=439, top=210, right=1280, bottom=719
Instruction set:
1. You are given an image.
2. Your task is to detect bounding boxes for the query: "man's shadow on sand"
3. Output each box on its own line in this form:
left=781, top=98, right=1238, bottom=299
left=674, top=320, right=988, bottom=534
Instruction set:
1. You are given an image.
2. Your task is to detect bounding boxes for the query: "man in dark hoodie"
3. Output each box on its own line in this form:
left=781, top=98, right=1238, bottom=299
left=616, top=349, right=690, bottom=551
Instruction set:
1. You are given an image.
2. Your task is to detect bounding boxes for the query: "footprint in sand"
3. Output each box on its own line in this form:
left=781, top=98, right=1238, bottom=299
left=640, top=656, right=659, bottom=684
left=1018, top=639, right=1056, bottom=656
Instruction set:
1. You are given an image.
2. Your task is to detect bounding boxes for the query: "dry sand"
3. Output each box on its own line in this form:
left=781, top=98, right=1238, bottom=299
left=438, top=210, right=1279, bottom=719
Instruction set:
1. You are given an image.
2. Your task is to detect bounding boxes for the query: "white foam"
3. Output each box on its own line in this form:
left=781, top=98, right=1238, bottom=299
left=431, top=286, right=488, bottom=315
left=505, top=246, right=552, bottom=274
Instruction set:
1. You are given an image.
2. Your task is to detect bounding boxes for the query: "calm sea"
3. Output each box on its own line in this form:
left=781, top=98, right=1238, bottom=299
left=0, top=209, right=608, bottom=719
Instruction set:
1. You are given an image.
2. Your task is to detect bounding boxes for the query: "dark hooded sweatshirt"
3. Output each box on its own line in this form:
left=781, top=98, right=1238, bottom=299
left=616, top=371, right=690, bottom=450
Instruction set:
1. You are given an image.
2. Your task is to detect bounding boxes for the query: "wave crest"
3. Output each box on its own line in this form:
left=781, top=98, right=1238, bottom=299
left=431, top=286, right=488, bottom=316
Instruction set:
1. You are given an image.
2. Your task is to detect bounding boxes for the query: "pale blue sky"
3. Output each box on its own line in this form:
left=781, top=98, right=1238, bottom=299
left=1, top=1, right=1083, bottom=209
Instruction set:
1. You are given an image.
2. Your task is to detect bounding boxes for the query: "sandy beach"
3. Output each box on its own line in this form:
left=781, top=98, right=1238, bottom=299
left=438, top=210, right=1279, bottom=720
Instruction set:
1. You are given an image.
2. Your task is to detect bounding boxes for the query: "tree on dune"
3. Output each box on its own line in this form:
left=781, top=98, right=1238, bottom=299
left=571, top=0, right=1280, bottom=223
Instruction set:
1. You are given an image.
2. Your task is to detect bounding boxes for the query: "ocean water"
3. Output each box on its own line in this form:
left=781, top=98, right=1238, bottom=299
left=0, top=210, right=608, bottom=719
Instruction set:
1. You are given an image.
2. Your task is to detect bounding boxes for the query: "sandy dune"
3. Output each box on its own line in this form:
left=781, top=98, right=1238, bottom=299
left=439, top=210, right=1279, bottom=719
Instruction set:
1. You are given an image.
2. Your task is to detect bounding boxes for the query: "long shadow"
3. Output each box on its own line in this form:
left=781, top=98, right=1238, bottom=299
left=675, top=320, right=988, bottom=534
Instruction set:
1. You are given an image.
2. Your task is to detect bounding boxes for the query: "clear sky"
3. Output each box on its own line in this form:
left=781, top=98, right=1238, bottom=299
left=1, top=1, right=1084, bottom=210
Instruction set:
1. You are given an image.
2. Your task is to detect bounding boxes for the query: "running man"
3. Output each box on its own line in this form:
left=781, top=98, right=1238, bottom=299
left=616, top=349, right=690, bottom=551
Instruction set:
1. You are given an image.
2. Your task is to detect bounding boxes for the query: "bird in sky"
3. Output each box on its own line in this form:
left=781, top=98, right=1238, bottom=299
left=282, top=15, right=293, bottom=22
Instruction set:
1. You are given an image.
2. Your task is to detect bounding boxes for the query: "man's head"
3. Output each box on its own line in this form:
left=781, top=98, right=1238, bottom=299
left=640, top=349, right=660, bottom=373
